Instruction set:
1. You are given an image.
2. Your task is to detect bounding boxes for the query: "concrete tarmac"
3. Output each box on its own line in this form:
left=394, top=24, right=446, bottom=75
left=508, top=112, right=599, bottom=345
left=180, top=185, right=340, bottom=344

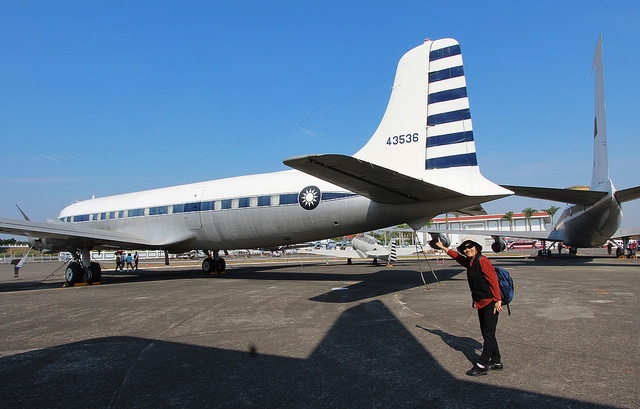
left=0, top=249, right=638, bottom=408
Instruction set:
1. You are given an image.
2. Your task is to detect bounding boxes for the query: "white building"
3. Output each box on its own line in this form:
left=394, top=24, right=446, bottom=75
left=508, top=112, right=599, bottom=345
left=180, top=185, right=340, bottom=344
left=417, top=212, right=551, bottom=250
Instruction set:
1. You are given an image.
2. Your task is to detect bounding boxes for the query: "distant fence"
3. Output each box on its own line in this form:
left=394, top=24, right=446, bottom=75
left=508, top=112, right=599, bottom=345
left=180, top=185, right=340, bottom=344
left=0, top=250, right=168, bottom=264
left=0, top=253, right=60, bottom=264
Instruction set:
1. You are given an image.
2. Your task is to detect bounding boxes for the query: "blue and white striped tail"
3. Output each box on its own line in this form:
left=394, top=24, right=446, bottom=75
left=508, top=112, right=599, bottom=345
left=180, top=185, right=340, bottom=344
left=353, top=38, right=510, bottom=199
left=425, top=39, right=477, bottom=170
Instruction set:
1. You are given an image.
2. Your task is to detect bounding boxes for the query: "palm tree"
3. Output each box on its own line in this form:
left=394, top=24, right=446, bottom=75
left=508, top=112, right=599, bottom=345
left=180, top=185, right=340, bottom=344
left=396, top=223, right=411, bottom=246
left=522, top=207, right=538, bottom=231
left=543, top=206, right=561, bottom=229
left=501, top=211, right=514, bottom=231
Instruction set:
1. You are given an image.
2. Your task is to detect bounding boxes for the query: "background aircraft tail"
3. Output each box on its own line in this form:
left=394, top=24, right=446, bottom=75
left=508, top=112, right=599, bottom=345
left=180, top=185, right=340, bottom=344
left=353, top=38, right=506, bottom=197
left=591, top=34, right=609, bottom=190
left=502, top=35, right=640, bottom=207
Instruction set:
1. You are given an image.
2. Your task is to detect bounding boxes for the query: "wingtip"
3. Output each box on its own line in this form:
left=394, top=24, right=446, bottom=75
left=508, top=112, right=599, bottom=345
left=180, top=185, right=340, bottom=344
left=15, top=204, right=31, bottom=221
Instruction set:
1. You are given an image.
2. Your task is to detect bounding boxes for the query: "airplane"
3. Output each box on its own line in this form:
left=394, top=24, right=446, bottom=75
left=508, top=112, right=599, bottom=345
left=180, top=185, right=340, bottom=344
left=426, top=34, right=640, bottom=256
left=300, top=234, right=416, bottom=266
left=0, top=38, right=512, bottom=286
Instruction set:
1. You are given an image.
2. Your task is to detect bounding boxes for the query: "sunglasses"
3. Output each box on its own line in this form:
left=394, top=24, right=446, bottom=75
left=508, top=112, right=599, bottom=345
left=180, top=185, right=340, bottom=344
left=462, top=245, right=475, bottom=250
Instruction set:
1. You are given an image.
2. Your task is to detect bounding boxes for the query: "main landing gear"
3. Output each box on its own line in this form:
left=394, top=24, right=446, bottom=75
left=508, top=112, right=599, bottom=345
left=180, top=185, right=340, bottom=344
left=64, top=248, right=102, bottom=286
left=202, top=250, right=226, bottom=274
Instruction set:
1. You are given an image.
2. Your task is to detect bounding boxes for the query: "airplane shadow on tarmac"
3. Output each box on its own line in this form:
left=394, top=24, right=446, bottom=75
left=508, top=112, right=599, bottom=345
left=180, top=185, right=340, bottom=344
left=0, top=300, right=616, bottom=409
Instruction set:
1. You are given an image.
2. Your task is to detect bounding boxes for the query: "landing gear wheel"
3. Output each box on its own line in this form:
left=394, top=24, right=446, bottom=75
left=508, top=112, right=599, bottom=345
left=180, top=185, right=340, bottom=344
left=65, top=261, right=84, bottom=285
left=202, top=257, right=226, bottom=274
left=88, top=262, right=102, bottom=283
left=202, top=258, right=214, bottom=273
left=216, top=258, right=226, bottom=273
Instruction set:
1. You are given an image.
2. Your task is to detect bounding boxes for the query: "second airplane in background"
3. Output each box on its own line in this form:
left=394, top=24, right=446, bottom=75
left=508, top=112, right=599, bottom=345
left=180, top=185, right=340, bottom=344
left=301, top=234, right=416, bottom=266
left=428, top=34, right=640, bottom=255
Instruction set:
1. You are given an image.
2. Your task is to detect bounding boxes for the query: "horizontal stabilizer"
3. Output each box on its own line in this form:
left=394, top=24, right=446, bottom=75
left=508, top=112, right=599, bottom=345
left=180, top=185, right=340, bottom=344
left=424, top=227, right=564, bottom=244
left=501, top=185, right=607, bottom=206
left=450, top=204, right=487, bottom=217
left=365, top=249, right=391, bottom=258
left=284, top=154, right=462, bottom=204
left=614, top=186, right=640, bottom=204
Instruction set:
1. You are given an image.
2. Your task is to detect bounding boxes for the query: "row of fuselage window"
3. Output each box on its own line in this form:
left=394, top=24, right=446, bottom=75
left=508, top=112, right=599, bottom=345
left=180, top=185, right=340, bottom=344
left=60, top=191, right=356, bottom=223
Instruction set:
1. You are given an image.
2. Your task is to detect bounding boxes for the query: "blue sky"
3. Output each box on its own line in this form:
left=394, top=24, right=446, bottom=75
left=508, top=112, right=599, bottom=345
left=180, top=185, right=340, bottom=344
left=2, top=1, right=640, bottom=236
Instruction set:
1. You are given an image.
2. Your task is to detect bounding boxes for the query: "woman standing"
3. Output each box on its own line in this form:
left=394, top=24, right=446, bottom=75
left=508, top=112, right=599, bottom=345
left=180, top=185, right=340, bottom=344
left=435, top=238, right=503, bottom=376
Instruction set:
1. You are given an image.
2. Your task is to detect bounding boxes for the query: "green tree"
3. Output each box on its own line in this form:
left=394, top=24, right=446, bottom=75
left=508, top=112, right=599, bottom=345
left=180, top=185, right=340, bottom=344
left=372, top=230, right=386, bottom=244
left=501, top=211, right=514, bottom=231
left=543, top=205, right=561, bottom=229
left=522, top=207, right=538, bottom=231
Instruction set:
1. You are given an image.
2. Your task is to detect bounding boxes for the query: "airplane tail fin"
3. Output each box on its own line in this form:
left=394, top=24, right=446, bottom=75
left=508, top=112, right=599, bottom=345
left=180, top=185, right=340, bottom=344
left=389, top=240, right=397, bottom=264
left=591, top=34, right=610, bottom=190
left=353, top=38, right=508, bottom=197
left=285, top=39, right=511, bottom=208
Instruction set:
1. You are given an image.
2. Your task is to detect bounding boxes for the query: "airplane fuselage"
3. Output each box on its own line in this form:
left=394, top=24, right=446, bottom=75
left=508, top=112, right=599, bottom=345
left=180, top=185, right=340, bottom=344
left=553, top=182, right=622, bottom=248
left=53, top=169, right=476, bottom=252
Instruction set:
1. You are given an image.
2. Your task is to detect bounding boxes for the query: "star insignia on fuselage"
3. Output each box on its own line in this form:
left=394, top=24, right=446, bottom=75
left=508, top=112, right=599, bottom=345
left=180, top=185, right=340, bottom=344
left=299, top=186, right=321, bottom=210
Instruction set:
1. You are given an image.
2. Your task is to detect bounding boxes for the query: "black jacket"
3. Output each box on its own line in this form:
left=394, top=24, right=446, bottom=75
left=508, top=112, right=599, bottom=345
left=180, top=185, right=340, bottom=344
left=467, top=256, right=493, bottom=302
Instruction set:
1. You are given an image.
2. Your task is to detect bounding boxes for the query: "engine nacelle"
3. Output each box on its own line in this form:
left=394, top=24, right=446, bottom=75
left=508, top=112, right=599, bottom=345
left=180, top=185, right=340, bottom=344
left=491, top=239, right=507, bottom=253
left=27, top=237, right=46, bottom=251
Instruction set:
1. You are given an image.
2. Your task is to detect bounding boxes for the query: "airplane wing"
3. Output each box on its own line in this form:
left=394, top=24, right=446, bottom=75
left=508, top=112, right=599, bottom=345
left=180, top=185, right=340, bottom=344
left=300, top=247, right=370, bottom=259
left=501, top=185, right=607, bottom=206
left=284, top=154, right=462, bottom=205
left=301, top=245, right=418, bottom=260
left=0, top=217, right=180, bottom=250
left=423, top=227, right=564, bottom=243
left=615, top=186, right=640, bottom=204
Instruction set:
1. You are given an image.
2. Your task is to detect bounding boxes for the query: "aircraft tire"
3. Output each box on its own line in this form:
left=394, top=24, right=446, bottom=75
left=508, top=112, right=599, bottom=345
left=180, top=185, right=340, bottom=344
left=202, top=258, right=214, bottom=273
left=65, top=261, right=84, bottom=285
left=216, top=258, right=226, bottom=273
left=88, top=262, right=102, bottom=283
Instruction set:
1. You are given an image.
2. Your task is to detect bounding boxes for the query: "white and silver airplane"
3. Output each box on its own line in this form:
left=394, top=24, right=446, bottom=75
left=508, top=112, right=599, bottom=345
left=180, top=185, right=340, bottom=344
left=300, top=234, right=415, bottom=266
left=0, top=38, right=512, bottom=285
left=428, top=35, right=640, bottom=254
